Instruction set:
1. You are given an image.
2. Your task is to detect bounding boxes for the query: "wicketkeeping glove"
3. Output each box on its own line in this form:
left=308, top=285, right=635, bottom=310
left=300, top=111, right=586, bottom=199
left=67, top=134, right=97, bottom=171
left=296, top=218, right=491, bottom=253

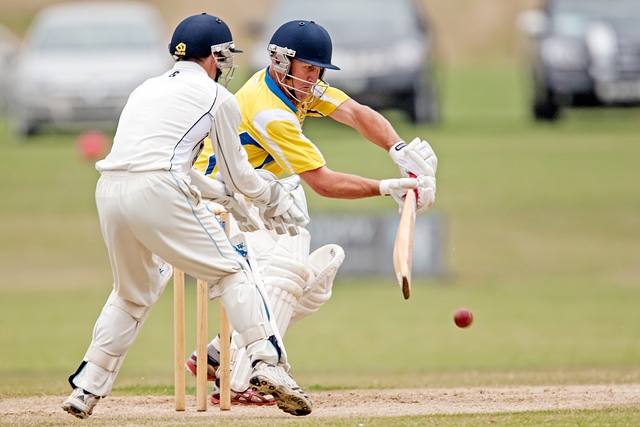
left=253, top=170, right=310, bottom=236
left=212, top=174, right=261, bottom=232
left=379, top=177, right=419, bottom=212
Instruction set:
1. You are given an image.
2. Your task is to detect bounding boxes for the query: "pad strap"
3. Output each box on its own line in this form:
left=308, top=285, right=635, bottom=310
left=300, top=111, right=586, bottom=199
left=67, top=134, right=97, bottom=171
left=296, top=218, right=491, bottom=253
left=234, top=322, right=275, bottom=349
left=84, top=344, right=124, bottom=373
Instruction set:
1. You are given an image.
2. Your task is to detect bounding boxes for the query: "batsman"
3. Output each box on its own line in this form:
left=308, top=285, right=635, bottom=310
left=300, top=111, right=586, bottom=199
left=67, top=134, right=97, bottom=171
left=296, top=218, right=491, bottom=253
left=188, top=19, right=438, bottom=405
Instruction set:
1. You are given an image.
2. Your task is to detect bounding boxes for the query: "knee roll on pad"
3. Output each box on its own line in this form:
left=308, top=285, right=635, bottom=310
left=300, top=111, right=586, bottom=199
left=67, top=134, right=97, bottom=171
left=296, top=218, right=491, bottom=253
left=290, top=244, right=345, bottom=328
left=105, top=290, right=152, bottom=322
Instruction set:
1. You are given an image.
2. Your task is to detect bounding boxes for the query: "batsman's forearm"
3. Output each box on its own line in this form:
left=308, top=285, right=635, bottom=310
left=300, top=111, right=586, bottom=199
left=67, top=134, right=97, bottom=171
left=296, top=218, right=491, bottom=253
left=331, top=99, right=402, bottom=151
left=302, top=169, right=380, bottom=199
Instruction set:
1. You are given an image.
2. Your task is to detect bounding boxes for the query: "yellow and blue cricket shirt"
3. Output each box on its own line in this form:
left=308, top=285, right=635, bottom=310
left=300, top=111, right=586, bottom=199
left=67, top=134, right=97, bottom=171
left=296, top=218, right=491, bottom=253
left=194, top=67, right=350, bottom=178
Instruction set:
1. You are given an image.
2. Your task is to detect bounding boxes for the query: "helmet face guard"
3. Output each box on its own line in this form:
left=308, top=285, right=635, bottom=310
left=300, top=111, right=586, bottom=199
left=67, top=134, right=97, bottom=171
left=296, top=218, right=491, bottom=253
left=269, top=44, right=329, bottom=105
left=212, top=41, right=238, bottom=87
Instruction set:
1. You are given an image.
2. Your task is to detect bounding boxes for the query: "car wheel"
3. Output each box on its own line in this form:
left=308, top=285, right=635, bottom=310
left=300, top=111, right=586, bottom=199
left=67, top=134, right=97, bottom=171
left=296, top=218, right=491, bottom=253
left=12, top=116, right=41, bottom=138
left=533, top=90, right=560, bottom=121
left=406, top=79, right=440, bottom=124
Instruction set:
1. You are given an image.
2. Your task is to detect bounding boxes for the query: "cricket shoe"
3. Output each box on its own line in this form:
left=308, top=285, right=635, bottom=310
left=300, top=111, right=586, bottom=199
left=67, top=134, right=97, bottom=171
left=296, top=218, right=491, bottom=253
left=185, top=350, right=218, bottom=382
left=210, top=382, right=275, bottom=406
left=249, top=362, right=312, bottom=416
left=62, top=388, right=101, bottom=419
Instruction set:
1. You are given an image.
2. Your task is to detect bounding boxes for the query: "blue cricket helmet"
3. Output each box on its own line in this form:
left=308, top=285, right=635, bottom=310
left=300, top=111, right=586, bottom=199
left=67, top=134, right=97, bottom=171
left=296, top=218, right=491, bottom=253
left=269, top=20, right=339, bottom=70
left=169, top=13, right=242, bottom=58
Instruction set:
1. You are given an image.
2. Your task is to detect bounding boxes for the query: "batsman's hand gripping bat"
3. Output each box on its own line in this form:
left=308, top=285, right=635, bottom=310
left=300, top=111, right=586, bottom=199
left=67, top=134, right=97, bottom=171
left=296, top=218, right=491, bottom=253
left=393, top=185, right=417, bottom=300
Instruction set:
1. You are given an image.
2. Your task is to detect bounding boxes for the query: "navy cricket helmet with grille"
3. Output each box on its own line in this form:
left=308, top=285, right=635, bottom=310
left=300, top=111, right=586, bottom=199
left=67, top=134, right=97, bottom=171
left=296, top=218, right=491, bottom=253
left=169, top=13, right=241, bottom=58
left=268, top=20, right=339, bottom=70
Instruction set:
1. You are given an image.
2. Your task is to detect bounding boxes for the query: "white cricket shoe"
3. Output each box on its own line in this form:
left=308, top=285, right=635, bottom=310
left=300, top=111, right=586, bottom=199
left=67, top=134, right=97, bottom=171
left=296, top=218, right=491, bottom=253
left=62, top=388, right=101, bottom=419
left=249, top=362, right=312, bottom=416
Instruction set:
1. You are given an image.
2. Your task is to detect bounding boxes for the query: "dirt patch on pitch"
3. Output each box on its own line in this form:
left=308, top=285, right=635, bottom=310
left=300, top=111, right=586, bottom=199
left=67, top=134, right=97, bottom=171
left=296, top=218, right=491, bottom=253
left=1, top=384, right=639, bottom=425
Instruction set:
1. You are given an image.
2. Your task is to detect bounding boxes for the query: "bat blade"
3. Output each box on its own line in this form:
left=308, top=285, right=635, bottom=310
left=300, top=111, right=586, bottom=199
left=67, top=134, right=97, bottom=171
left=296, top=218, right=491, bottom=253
left=393, top=188, right=416, bottom=300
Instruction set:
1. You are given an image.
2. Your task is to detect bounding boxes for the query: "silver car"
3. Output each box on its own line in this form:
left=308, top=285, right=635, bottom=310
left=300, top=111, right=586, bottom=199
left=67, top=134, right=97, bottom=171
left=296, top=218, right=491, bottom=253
left=9, top=1, right=173, bottom=137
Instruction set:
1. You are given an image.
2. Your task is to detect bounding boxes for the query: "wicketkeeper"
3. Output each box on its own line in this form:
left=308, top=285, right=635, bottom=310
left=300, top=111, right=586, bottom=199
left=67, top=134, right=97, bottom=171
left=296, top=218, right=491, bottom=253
left=62, top=13, right=314, bottom=419
left=187, top=19, right=438, bottom=405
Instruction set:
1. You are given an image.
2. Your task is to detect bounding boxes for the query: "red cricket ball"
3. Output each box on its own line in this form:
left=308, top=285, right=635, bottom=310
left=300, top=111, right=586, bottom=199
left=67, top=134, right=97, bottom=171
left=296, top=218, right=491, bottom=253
left=454, top=308, right=473, bottom=328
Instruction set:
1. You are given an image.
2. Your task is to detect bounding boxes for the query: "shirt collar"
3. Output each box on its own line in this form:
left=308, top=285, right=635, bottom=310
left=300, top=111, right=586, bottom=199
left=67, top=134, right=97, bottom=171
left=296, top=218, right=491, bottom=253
left=264, top=66, right=298, bottom=113
left=172, top=60, right=208, bottom=75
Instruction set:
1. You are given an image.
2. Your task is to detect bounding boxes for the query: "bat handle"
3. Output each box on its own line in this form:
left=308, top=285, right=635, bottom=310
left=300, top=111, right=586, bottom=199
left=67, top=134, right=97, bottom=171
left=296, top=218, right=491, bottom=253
left=409, top=172, right=419, bottom=202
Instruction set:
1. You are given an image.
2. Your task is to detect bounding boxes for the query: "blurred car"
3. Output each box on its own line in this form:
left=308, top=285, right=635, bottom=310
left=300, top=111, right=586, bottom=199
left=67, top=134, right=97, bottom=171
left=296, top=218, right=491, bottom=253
left=518, top=0, right=640, bottom=121
left=9, top=1, right=173, bottom=137
left=249, top=0, right=440, bottom=124
left=0, top=24, right=20, bottom=115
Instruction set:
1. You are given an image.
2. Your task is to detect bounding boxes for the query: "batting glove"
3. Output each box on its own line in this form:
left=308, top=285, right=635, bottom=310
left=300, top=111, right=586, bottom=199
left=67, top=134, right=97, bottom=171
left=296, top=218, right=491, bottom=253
left=415, top=175, right=436, bottom=213
left=389, top=137, right=438, bottom=179
left=379, top=177, right=419, bottom=213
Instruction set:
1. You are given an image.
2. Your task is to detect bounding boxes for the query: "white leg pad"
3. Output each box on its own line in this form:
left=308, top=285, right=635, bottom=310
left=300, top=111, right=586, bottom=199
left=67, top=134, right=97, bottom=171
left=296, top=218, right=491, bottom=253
left=71, top=260, right=172, bottom=396
left=208, top=221, right=312, bottom=389
left=72, top=294, right=150, bottom=396
left=260, top=229, right=311, bottom=332
left=220, top=281, right=280, bottom=365
left=289, top=244, right=345, bottom=328
left=224, top=242, right=335, bottom=392
left=228, top=345, right=254, bottom=392
left=264, top=284, right=299, bottom=335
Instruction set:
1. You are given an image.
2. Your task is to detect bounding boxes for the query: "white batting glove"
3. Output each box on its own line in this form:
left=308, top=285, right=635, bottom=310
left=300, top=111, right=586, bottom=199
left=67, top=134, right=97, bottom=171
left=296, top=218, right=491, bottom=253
left=254, top=170, right=310, bottom=236
left=415, top=175, right=436, bottom=213
left=379, top=177, right=419, bottom=212
left=213, top=174, right=261, bottom=232
left=389, top=137, right=438, bottom=179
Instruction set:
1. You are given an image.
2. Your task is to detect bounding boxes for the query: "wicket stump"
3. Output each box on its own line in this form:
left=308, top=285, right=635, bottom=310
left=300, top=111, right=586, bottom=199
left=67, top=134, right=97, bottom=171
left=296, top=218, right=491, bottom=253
left=173, top=210, right=231, bottom=411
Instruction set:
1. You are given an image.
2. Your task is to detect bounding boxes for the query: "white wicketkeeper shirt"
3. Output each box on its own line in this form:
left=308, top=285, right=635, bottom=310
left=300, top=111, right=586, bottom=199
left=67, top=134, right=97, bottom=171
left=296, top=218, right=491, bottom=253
left=96, top=60, right=268, bottom=200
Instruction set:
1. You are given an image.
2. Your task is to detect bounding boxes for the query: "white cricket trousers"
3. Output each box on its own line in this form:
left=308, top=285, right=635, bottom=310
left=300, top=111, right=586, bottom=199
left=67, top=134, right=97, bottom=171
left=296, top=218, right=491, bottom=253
left=70, top=170, right=279, bottom=396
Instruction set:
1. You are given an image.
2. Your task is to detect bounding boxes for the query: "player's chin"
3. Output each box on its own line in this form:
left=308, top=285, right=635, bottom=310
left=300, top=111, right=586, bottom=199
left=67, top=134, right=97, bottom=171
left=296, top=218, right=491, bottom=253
left=296, top=87, right=312, bottom=97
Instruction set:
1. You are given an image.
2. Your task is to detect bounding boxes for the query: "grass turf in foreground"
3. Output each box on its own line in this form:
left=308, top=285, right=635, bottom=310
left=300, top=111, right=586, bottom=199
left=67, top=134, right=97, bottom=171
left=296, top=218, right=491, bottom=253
left=1, top=279, right=639, bottom=396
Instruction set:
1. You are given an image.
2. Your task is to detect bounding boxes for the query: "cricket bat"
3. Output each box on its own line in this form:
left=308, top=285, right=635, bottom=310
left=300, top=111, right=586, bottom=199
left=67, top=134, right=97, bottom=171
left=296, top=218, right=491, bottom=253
left=393, top=188, right=416, bottom=300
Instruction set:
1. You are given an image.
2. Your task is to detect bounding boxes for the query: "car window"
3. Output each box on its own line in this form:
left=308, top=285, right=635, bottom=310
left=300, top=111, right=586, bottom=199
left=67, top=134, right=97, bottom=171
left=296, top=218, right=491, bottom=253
left=32, top=22, right=161, bottom=52
left=549, top=0, right=640, bottom=36
left=266, top=0, right=423, bottom=43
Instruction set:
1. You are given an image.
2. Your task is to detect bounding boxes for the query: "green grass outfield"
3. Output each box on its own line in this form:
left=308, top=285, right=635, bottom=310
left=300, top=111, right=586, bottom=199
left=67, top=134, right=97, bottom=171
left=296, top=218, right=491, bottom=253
left=1, top=64, right=639, bottom=426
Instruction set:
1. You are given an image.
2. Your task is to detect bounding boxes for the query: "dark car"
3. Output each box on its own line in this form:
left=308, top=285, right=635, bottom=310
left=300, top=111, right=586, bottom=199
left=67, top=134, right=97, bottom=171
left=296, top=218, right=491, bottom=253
left=249, top=0, right=440, bottom=124
left=518, top=0, right=640, bottom=121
